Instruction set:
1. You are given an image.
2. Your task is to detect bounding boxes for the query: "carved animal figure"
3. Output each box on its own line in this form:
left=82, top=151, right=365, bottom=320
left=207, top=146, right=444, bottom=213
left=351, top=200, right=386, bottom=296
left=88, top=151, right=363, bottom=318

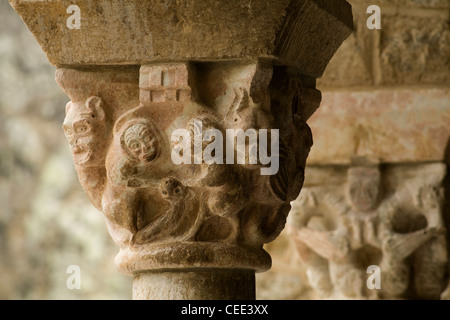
left=133, top=177, right=202, bottom=244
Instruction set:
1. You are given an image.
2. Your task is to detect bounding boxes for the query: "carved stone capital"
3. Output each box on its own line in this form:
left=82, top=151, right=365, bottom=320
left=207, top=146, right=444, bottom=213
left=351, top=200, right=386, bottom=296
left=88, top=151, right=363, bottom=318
left=56, top=62, right=318, bottom=291
left=289, top=163, right=448, bottom=300
left=11, top=0, right=353, bottom=299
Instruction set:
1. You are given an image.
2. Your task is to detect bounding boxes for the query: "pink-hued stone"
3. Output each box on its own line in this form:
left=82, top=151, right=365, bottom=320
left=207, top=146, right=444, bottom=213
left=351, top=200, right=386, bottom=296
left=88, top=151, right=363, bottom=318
left=307, top=88, right=450, bottom=165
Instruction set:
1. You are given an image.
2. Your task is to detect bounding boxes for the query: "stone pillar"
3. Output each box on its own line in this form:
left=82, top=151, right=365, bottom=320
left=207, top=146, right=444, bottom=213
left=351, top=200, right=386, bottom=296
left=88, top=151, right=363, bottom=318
left=10, top=0, right=353, bottom=299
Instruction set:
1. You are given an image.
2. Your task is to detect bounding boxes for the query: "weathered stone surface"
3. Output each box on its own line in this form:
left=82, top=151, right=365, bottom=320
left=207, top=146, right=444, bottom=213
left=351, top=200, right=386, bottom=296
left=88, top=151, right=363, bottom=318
left=55, top=61, right=318, bottom=298
left=306, top=88, right=450, bottom=165
left=9, top=0, right=354, bottom=300
left=317, top=31, right=373, bottom=88
left=0, top=1, right=131, bottom=299
left=318, top=0, right=450, bottom=88
left=10, top=0, right=353, bottom=77
left=353, top=0, right=450, bottom=9
left=274, top=0, right=354, bottom=77
left=288, top=163, right=448, bottom=300
left=380, top=15, right=450, bottom=86
left=256, top=229, right=312, bottom=299
left=134, top=270, right=255, bottom=300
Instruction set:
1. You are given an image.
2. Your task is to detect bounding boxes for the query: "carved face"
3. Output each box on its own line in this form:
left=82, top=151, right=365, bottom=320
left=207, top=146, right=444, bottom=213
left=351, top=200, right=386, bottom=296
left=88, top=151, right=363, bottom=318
left=188, top=116, right=221, bottom=148
left=160, top=177, right=187, bottom=201
left=186, top=116, right=223, bottom=165
left=63, top=96, right=107, bottom=167
left=122, top=122, right=159, bottom=163
left=348, top=167, right=381, bottom=212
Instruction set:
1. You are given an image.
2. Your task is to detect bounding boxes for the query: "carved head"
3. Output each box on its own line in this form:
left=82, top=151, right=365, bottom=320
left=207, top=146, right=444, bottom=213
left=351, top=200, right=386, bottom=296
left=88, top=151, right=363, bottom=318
left=121, top=120, right=160, bottom=163
left=347, top=166, right=381, bottom=212
left=63, top=96, right=108, bottom=167
left=187, top=115, right=222, bottom=154
left=160, top=177, right=187, bottom=201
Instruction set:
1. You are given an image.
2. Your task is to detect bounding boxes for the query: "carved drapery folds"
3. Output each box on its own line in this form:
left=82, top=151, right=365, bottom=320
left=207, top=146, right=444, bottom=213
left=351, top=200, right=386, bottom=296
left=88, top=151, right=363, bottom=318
left=288, top=163, right=447, bottom=300
left=56, top=61, right=318, bottom=279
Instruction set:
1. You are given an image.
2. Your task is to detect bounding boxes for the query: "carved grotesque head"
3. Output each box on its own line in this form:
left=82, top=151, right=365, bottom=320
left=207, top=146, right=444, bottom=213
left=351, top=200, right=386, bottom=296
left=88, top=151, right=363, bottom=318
left=160, top=177, right=187, bottom=201
left=347, top=166, right=381, bottom=212
left=63, top=96, right=107, bottom=167
left=121, top=120, right=160, bottom=163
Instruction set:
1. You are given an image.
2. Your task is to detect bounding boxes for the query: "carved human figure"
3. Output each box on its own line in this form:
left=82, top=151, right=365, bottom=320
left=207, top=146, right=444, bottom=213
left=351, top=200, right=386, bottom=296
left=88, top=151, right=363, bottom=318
left=290, top=168, right=381, bottom=299
left=102, top=110, right=172, bottom=245
left=413, top=185, right=449, bottom=300
left=234, top=80, right=312, bottom=248
left=185, top=115, right=246, bottom=243
left=108, top=110, right=167, bottom=188
left=290, top=193, right=367, bottom=299
left=379, top=183, right=446, bottom=299
left=290, top=165, right=447, bottom=300
left=288, top=190, right=335, bottom=298
left=100, top=65, right=206, bottom=246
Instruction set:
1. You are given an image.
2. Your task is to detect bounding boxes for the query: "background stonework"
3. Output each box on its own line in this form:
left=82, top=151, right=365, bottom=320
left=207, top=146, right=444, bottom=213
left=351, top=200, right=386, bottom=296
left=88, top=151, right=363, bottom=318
left=318, top=0, right=450, bottom=88
left=256, top=0, right=450, bottom=300
left=0, top=1, right=131, bottom=299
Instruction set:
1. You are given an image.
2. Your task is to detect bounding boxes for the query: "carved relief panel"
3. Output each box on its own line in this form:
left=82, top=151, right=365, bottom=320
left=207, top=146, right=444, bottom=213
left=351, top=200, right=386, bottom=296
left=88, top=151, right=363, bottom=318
left=288, top=163, right=448, bottom=300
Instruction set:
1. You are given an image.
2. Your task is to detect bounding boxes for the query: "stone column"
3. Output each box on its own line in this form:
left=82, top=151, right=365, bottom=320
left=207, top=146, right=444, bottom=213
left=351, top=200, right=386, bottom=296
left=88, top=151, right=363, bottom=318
left=10, top=0, right=353, bottom=299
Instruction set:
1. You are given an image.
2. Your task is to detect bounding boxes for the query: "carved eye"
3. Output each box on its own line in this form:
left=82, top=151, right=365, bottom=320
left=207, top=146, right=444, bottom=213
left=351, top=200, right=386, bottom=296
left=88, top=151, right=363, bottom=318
left=144, top=136, right=151, bottom=143
left=130, top=143, right=140, bottom=150
left=174, top=187, right=181, bottom=194
left=77, top=126, right=87, bottom=134
left=162, top=191, right=168, bottom=195
left=66, top=128, right=73, bottom=135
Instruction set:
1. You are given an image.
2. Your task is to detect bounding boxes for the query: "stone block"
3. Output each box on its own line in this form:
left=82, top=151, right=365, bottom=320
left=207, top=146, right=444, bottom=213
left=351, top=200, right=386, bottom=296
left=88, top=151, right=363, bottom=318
left=351, top=0, right=450, bottom=9
left=306, top=88, right=450, bottom=165
left=380, top=15, right=450, bottom=85
left=318, top=0, right=450, bottom=87
left=10, top=0, right=353, bottom=77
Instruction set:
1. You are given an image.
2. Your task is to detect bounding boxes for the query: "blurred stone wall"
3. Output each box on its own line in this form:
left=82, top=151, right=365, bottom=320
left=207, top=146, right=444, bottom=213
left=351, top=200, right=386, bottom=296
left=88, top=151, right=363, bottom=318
left=256, top=0, right=450, bottom=300
left=0, top=1, right=131, bottom=299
